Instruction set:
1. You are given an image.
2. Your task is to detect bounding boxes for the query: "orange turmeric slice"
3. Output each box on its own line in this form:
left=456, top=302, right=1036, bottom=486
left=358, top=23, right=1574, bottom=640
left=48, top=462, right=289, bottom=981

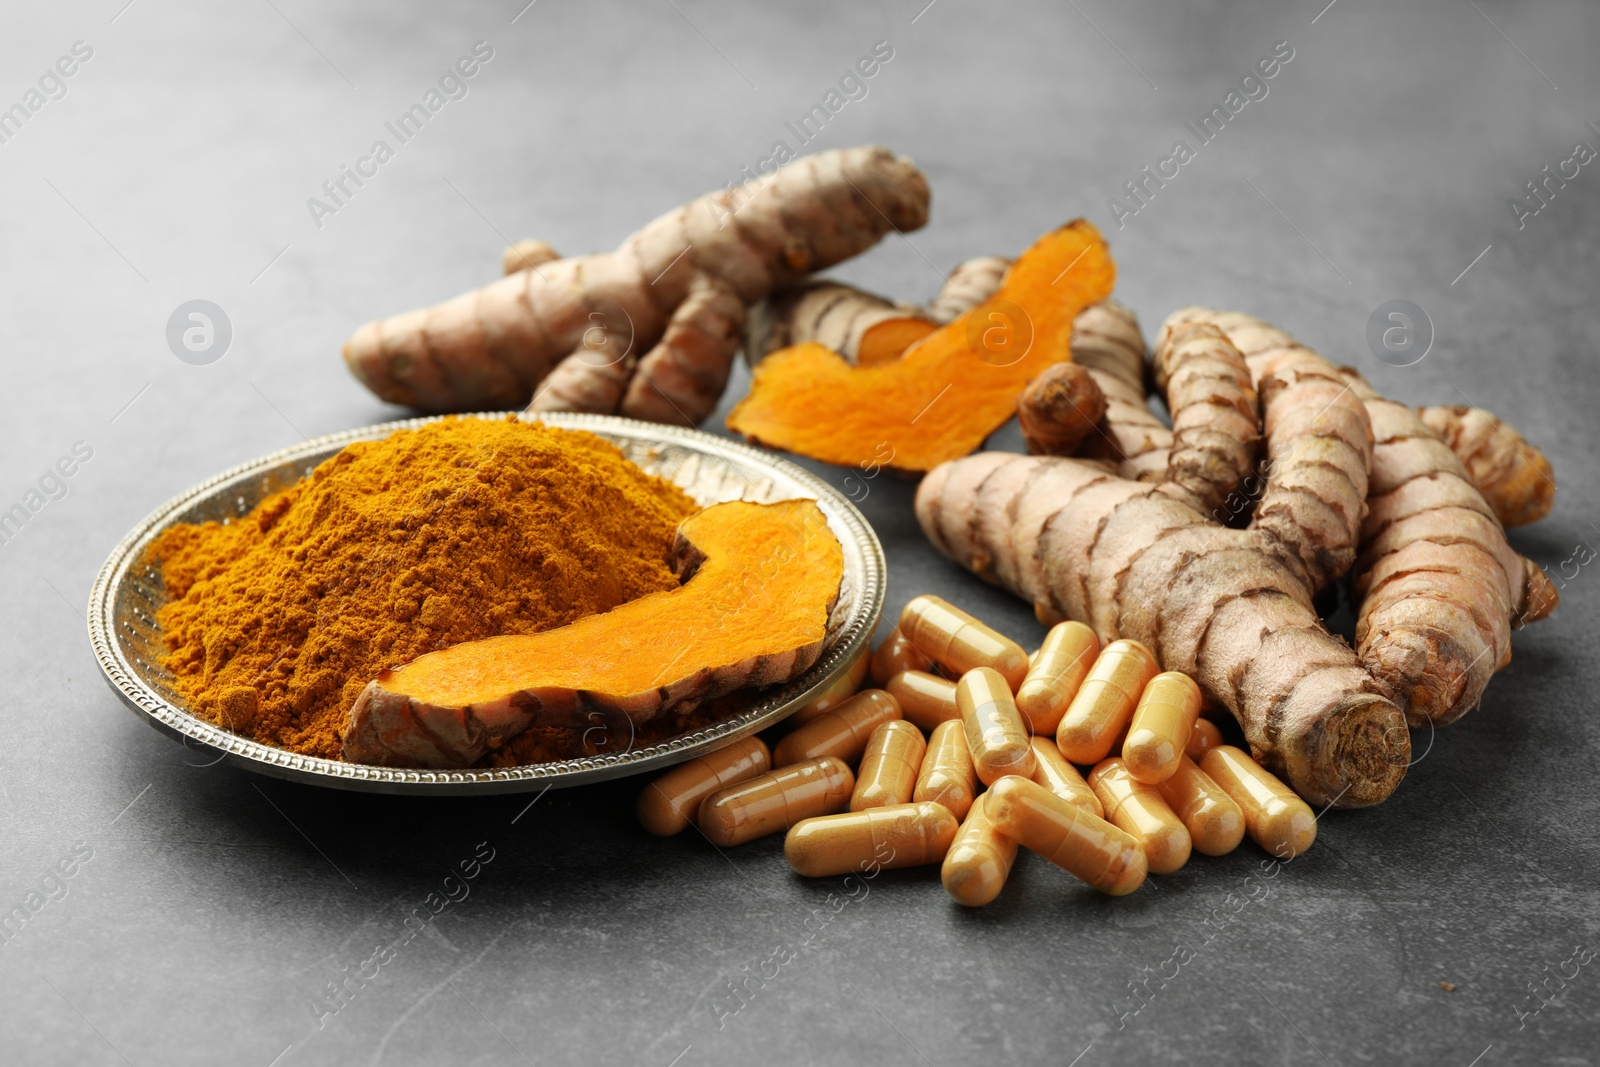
left=343, top=499, right=844, bottom=768
left=727, top=219, right=1116, bottom=472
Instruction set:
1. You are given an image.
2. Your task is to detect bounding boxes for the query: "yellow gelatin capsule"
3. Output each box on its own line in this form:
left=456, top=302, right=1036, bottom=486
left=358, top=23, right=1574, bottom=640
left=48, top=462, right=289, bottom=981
left=637, top=736, right=772, bottom=836
left=1015, top=621, right=1099, bottom=736
left=1201, top=746, right=1317, bottom=859
left=1055, top=639, right=1158, bottom=765
left=1029, top=736, right=1103, bottom=818
left=785, top=801, right=958, bottom=878
left=1123, top=671, right=1203, bottom=784
left=941, top=793, right=1018, bottom=907
left=698, top=756, right=855, bottom=847
left=789, top=648, right=871, bottom=726
left=912, top=719, right=977, bottom=821
left=1185, top=718, right=1224, bottom=762
left=885, top=670, right=961, bottom=731
left=899, top=595, right=1029, bottom=690
left=773, top=689, right=901, bottom=767
left=1088, top=757, right=1192, bottom=874
left=870, top=629, right=937, bottom=687
left=851, top=720, right=927, bottom=811
left=984, top=775, right=1147, bottom=896
left=957, top=667, right=1037, bottom=786
left=1156, top=756, right=1245, bottom=857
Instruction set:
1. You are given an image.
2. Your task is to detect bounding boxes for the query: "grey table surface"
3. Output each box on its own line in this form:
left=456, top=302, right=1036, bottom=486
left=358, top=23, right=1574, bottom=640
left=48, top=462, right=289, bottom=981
left=2, top=1, right=1596, bottom=1064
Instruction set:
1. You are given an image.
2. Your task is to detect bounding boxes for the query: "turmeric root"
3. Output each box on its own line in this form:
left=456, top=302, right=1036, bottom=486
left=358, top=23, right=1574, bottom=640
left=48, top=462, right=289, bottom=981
left=1057, top=308, right=1554, bottom=532
left=743, top=254, right=1012, bottom=368
left=919, top=314, right=1407, bottom=808
left=1017, top=363, right=1106, bottom=457
left=1061, top=300, right=1173, bottom=482
left=727, top=220, right=1115, bottom=472
left=1156, top=309, right=1555, bottom=727
left=1417, top=405, right=1555, bottom=527
left=1345, top=373, right=1556, bottom=725
left=927, top=256, right=1010, bottom=324
left=343, top=499, right=843, bottom=768
left=342, top=146, right=930, bottom=425
left=744, top=282, right=934, bottom=367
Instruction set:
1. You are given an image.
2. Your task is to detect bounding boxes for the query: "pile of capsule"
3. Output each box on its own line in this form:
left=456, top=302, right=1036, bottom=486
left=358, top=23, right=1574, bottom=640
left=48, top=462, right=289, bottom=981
left=636, top=595, right=1318, bottom=903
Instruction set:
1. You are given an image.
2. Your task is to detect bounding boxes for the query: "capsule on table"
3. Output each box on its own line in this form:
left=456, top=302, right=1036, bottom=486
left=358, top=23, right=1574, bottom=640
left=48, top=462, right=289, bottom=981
left=851, top=720, right=927, bottom=811
left=1015, top=621, right=1100, bottom=736
left=870, top=629, right=937, bottom=686
left=1156, top=756, right=1245, bottom=856
left=898, top=595, right=1029, bottom=690
left=885, top=670, right=961, bottom=731
left=637, top=736, right=772, bottom=836
left=1185, top=717, right=1224, bottom=762
left=1088, top=757, right=1192, bottom=874
left=789, top=648, right=871, bottom=726
left=1201, top=746, right=1317, bottom=859
left=773, top=689, right=901, bottom=767
left=785, top=801, right=958, bottom=877
left=698, top=756, right=855, bottom=847
left=983, top=775, right=1147, bottom=896
left=1055, top=639, right=1159, bottom=765
left=941, top=793, right=1018, bottom=907
left=1123, top=671, right=1203, bottom=784
left=913, top=719, right=978, bottom=821
left=957, top=667, right=1037, bottom=786
left=1029, top=736, right=1103, bottom=818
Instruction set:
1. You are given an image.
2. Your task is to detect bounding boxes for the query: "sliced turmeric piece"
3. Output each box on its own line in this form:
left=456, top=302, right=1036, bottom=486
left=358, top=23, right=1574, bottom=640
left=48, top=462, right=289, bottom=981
left=726, top=220, right=1115, bottom=472
left=342, top=499, right=844, bottom=768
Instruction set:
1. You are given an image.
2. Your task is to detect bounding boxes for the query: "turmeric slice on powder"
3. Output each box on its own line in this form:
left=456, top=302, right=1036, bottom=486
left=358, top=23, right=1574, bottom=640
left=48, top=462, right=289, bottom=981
left=726, top=220, right=1116, bottom=472
left=144, top=417, right=697, bottom=761
left=343, top=499, right=845, bottom=768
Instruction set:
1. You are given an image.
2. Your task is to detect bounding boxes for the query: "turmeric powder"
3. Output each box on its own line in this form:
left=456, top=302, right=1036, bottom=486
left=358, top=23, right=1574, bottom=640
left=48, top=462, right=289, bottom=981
left=145, top=417, right=697, bottom=761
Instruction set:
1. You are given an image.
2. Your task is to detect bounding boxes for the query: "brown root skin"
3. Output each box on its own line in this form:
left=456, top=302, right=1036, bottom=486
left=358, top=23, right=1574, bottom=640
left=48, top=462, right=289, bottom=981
left=926, top=256, right=1011, bottom=324
left=1018, top=363, right=1106, bottom=457
left=343, top=146, right=929, bottom=418
left=342, top=499, right=843, bottom=768
left=1417, top=404, right=1555, bottom=527
left=1150, top=322, right=1259, bottom=516
left=1339, top=369, right=1547, bottom=726
left=1159, top=308, right=1371, bottom=595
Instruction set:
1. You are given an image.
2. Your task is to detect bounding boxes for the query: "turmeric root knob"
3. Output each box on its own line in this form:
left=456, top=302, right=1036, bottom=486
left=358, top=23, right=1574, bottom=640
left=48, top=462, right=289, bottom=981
left=1018, top=363, right=1106, bottom=456
left=501, top=240, right=561, bottom=275
left=1417, top=405, right=1555, bottom=527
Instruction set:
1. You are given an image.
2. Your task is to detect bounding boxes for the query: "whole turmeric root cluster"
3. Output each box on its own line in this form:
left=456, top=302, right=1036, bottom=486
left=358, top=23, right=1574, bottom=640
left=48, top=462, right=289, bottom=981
left=916, top=292, right=1556, bottom=807
left=342, top=146, right=930, bottom=425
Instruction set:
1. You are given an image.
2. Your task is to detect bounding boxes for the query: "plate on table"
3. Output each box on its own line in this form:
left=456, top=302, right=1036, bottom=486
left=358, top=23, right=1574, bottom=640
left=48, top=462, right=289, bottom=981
left=88, top=413, right=885, bottom=795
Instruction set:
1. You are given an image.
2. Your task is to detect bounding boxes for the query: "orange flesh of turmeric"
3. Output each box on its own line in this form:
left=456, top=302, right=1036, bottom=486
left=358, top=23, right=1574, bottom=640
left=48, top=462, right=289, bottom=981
left=727, top=220, right=1115, bottom=472
left=371, top=499, right=841, bottom=710
left=857, top=318, right=939, bottom=365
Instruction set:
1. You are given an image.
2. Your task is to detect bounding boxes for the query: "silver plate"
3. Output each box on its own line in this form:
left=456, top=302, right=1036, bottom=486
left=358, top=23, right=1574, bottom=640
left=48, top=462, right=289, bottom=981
left=88, top=413, right=885, bottom=795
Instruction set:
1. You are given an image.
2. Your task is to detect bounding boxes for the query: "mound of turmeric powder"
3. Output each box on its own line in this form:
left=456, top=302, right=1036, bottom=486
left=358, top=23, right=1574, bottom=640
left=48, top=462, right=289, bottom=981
left=146, top=416, right=697, bottom=760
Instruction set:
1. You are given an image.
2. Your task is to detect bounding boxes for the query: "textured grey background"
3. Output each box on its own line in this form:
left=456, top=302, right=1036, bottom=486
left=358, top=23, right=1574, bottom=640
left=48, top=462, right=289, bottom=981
left=1, top=1, right=1596, bottom=1064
